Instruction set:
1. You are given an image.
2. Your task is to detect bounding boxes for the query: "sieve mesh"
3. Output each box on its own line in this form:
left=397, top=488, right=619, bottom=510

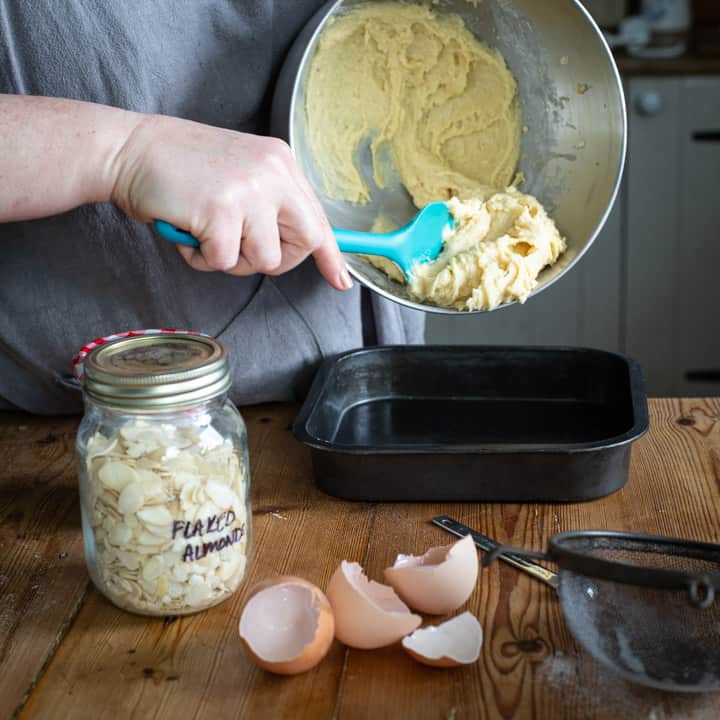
left=556, top=535, right=720, bottom=692
left=561, top=534, right=720, bottom=574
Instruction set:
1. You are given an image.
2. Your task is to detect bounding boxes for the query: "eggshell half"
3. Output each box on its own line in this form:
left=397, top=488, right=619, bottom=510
left=402, top=611, right=483, bottom=667
left=239, top=576, right=334, bottom=675
left=383, top=534, right=478, bottom=614
left=326, top=561, right=421, bottom=649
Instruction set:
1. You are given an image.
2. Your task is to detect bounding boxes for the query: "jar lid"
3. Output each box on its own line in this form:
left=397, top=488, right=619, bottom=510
left=76, top=331, right=231, bottom=409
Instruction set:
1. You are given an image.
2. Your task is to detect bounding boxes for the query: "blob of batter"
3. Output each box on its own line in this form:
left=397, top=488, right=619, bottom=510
left=305, top=2, right=566, bottom=311
left=305, top=2, right=521, bottom=207
left=408, top=189, right=566, bottom=311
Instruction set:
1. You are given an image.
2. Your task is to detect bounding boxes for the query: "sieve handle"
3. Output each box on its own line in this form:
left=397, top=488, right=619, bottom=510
left=432, top=516, right=560, bottom=591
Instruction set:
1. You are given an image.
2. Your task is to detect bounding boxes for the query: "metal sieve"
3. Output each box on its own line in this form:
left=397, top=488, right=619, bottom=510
left=434, top=517, right=720, bottom=692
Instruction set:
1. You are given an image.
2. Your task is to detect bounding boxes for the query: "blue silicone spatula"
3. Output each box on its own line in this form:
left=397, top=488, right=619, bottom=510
left=153, top=202, right=452, bottom=280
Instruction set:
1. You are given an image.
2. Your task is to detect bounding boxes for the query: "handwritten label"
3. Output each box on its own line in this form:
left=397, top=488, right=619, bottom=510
left=172, top=511, right=246, bottom=563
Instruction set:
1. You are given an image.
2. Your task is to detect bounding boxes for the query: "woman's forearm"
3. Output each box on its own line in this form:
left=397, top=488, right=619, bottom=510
left=0, top=94, right=139, bottom=222
left=0, top=94, right=350, bottom=289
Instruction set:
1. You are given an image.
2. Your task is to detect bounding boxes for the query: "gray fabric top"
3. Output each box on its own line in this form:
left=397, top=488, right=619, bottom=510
left=0, top=0, right=425, bottom=414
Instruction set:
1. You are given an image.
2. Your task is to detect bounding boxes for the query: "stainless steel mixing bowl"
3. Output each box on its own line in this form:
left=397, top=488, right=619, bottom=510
left=271, top=0, right=626, bottom=314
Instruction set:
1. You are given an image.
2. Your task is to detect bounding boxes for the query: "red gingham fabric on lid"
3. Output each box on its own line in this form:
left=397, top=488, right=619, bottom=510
left=72, top=329, right=210, bottom=381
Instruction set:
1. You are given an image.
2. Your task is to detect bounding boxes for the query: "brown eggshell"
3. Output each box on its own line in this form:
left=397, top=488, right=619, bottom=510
left=402, top=647, right=465, bottom=668
left=384, top=534, right=479, bottom=615
left=401, top=612, right=483, bottom=667
left=239, top=576, right=335, bottom=675
left=326, top=561, right=421, bottom=649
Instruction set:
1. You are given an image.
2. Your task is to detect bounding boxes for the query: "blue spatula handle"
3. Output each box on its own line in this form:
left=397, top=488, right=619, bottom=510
left=152, top=210, right=453, bottom=280
left=332, top=228, right=411, bottom=267
left=154, top=220, right=201, bottom=247
left=153, top=220, right=411, bottom=270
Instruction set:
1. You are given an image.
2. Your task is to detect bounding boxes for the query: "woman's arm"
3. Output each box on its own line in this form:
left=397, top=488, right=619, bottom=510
left=0, top=94, right=351, bottom=290
left=0, top=94, right=132, bottom=220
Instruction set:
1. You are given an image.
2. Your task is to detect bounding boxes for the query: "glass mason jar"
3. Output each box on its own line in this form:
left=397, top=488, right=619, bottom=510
left=75, top=332, right=252, bottom=616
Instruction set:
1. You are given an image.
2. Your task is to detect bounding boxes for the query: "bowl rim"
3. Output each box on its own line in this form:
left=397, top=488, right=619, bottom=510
left=285, top=0, right=628, bottom=316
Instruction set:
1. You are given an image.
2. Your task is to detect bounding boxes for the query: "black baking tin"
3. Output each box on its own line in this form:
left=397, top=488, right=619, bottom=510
left=293, top=346, right=649, bottom=502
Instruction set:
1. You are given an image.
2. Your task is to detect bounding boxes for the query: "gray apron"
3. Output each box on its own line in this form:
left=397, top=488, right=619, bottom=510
left=0, top=0, right=425, bottom=414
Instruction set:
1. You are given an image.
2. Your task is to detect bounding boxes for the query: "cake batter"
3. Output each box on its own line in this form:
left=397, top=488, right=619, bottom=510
left=306, top=2, right=521, bottom=207
left=305, top=2, right=565, bottom=311
left=409, top=189, right=566, bottom=311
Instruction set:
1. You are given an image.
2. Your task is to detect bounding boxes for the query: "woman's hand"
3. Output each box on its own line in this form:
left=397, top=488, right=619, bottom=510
left=0, top=97, right=348, bottom=289
left=111, top=114, right=351, bottom=290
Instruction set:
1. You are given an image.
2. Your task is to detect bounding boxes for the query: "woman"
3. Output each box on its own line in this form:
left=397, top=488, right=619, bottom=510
left=0, top=0, right=424, bottom=414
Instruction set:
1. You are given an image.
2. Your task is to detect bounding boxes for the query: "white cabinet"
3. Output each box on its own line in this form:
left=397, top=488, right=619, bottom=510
left=426, top=197, right=623, bottom=350
left=427, top=75, right=720, bottom=398
left=625, top=76, right=720, bottom=396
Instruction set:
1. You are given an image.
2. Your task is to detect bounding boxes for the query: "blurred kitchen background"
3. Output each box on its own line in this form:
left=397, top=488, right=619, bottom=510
left=426, top=0, right=720, bottom=397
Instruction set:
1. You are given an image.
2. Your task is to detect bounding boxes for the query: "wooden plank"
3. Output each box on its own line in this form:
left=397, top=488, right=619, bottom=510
left=333, top=398, right=720, bottom=719
left=19, top=406, right=374, bottom=720
left=12, top=400, right=720, bottom=719
left=0, top=414, right=88, bottom=719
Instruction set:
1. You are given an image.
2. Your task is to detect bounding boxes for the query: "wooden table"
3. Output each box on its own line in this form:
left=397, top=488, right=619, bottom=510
left=2, top=399, right=720, bottom=720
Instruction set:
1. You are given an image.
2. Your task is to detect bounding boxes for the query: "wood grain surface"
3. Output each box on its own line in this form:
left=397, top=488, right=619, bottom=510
left=0, top=417, right=88, bottom=716
left=3, top=399, right=720, bottom=720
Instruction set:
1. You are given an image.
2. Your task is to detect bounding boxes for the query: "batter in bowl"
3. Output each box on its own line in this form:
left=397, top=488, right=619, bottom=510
left=305, top=1, right=565, bottom=311
left=306, top=2, right=520, bottom=206
left=409, top=189, right=566, bottom=311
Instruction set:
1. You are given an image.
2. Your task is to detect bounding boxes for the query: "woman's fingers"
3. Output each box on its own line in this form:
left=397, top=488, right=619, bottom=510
left=263, top=242, right=311, bottom=278
left=176, top=197, right=351, bottom=288
left=114, top=116, right=352, bottom=288
left=177, top=206, right=284, bottom=277
left=313, top=242, right=353, bottom=290
left=236, top=210, right=282, bottom=275
left=277, top=180, right=351, bottom=290
left=282, top=149, right=352, bottom=289
left=175, top=208, right=244, bottom=272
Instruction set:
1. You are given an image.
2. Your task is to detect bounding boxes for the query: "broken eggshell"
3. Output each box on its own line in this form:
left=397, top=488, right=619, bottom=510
left=239, top=576, right=334, bottom=675
left=402, top=611, right=483, bottom=667
left=327, top=561, right=421, bottom=649
left=383, top=534, right=478, bottom=614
